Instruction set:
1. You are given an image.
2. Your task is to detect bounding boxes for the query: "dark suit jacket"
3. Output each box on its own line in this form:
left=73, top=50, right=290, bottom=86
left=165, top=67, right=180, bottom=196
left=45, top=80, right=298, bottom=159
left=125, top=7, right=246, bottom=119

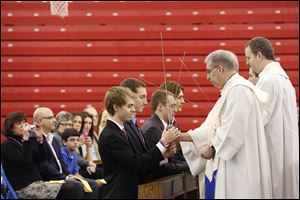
left=142, top=114, right=189, bottom=178
left=142, top=114, right=165, bottom=148
left=38, top=134, right=71, bottom=181
left=99, top=120, right=164, bottom=199
left=124, top=120, right=149, bottom=155
left=124, top=120, right=155, bottom=183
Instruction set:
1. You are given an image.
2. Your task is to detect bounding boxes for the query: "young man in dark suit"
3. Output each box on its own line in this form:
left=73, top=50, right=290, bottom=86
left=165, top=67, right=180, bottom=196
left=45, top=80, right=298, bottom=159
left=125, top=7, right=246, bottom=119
left=159, top=81, right=189, bottom=163
left=142, top=89, right=189, bottom=178
left=99, top=86, right=180, bottom=199
left=120, top=78, right=153, bottom=183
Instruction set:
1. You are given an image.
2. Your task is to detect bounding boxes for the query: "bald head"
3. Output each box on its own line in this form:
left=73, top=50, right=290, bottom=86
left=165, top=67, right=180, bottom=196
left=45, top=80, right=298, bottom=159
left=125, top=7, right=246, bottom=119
left=33, top=107, right=56, bottom=133
left=33, top=107, right=54, bottom=122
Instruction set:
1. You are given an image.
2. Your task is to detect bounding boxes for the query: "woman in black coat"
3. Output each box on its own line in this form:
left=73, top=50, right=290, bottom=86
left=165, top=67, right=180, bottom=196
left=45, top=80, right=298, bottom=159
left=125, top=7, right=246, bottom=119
left=1, top=111, right=82, bottom=199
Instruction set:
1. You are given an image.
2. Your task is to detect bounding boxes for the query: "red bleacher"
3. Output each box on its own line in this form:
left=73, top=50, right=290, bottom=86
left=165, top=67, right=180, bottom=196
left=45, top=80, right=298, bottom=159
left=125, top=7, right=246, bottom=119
left=1, top=55, right=298, bottom=71
left=2, top=5, right=298, bottom=25
left=2, top=40, right=299, bottom=56
left=1, top=24, right=299, bottom=40
left=1, top=1, right=299, bottom=142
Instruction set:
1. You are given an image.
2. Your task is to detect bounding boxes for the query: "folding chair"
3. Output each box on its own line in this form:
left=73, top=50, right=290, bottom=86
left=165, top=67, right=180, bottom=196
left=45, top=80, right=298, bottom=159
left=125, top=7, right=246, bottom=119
left=1, top=165, right=18, bottom=199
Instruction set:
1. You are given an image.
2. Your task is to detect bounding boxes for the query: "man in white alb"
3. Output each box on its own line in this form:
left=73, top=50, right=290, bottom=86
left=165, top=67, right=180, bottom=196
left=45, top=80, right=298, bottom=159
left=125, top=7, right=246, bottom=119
left=178, top=49, right=272, bottom=199
left=245, top=37, right=299, bottom=199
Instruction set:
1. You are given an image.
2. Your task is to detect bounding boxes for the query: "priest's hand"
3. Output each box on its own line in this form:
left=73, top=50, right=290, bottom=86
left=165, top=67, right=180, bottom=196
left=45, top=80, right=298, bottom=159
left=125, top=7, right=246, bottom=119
left=201, top=145, right=215, bottom=159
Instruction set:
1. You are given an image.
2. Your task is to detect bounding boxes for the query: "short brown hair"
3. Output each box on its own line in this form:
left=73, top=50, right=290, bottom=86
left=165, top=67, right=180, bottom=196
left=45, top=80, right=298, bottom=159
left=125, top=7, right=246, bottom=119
left=245, top=37, right=275, bottom=61
left=3, top=111, right=27, bottom=137
left=120, top=78, right=146, bottom=93
left=104, top=86, right=135, bottom=116
left=159, top=81, right=184, bottom=97
left=151, top=89, right=174, bottom=113
left=61, top=128, right=80, bottom=142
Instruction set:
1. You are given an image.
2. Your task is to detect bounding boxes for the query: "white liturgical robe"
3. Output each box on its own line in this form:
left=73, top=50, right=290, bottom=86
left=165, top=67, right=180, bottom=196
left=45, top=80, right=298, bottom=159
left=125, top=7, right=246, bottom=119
left=257, top=62, right=299, bottom=199
left=181, top=73, right=272, bottom=199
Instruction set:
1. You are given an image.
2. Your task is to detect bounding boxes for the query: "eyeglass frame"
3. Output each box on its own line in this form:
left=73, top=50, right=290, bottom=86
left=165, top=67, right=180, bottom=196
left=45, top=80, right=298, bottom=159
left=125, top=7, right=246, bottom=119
left=41, top=116, right=55, bottom=120
left=60, top=122, right=73, bottom=127
left=206, top=64, right=221, bottom=74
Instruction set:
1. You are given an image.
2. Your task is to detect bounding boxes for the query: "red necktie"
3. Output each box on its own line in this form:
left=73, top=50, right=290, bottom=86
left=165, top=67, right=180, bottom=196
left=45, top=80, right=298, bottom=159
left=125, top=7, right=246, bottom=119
left=122, top=129, right=128, bottom=140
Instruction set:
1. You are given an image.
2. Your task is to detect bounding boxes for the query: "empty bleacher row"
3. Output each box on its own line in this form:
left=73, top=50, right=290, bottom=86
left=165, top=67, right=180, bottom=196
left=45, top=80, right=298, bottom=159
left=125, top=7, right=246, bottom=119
left=1, top=70, right=298, bottom=87
left=1, top=1, right=299, bottom=136
left=2, top=1, right=297, bottom=11
left=2, top=39, right=299, bottom=56
left=1, top=55, right=298, bottom=71
left=1, top=23, right=299, bottom=40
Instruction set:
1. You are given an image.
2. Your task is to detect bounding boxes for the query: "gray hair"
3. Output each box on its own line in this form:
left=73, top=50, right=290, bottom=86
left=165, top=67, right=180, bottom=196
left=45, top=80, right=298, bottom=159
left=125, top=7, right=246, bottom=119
left=204, top=49, right=239, bottom=71
left=55, top=111, right=73, bottom=130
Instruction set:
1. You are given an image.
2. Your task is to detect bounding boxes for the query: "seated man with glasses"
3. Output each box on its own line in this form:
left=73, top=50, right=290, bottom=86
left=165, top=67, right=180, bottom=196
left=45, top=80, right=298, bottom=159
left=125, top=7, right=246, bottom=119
left=33, top=107, right=100, bottom=199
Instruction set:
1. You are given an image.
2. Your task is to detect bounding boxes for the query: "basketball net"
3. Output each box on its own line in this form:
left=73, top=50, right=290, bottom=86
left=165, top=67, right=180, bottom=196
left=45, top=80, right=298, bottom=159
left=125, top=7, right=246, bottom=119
left=50, top=1, right=69, bottom=18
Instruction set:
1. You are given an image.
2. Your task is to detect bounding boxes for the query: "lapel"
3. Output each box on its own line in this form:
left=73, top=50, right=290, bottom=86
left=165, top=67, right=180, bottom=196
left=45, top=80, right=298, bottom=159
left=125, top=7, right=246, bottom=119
left=51, top=137, right=62, bottom=159
left=152, top=113, right=164, bottom=131
left=128, top=121, right=149, bottom=151
left=107, top=120, right=130, bottom=146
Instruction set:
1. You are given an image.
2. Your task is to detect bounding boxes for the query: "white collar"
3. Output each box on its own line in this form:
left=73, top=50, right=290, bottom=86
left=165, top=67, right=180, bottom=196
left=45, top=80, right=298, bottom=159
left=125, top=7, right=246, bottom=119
left=108, top=118, right=125, bottom=131
left=259, top=61, right=288, bottom=79
left=158, top=116, right=168, bottom=129
left=43, top=132, right=54, bottom=143
left=220, top=73, right=239, bottom=96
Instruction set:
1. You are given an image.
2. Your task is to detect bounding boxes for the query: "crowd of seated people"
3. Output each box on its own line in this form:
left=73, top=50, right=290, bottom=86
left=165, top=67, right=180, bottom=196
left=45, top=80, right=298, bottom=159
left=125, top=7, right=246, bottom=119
left=2, top=36, right=299, bottom=199
left=2, top=74, right=299, bottom=199
left=1, top=78, right=191, bottom=199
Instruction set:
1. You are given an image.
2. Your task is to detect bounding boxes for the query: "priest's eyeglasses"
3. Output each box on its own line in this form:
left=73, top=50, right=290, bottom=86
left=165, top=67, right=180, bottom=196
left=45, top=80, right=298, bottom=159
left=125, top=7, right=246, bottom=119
left=206, top=64, right=220, bottom=74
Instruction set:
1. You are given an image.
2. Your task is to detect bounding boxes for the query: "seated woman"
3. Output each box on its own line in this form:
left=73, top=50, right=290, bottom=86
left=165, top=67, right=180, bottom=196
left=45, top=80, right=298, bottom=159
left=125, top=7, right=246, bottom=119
left=78, top=112, right=104, bottom=179
left=79, top=112, right=102, bottom=164
left=1, top=111, right=83, bottom=199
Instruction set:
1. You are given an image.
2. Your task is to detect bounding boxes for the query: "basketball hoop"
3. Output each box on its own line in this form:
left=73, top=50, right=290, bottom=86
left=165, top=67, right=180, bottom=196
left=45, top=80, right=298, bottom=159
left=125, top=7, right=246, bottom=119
left=50, top=1, right=69, bottom=18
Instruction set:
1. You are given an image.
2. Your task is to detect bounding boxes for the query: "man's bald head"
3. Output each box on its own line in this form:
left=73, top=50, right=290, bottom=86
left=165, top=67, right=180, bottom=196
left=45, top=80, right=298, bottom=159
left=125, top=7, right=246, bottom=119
left=33, top=107, right=53, bottom=122
left=33, top=107, right=56, bottom=134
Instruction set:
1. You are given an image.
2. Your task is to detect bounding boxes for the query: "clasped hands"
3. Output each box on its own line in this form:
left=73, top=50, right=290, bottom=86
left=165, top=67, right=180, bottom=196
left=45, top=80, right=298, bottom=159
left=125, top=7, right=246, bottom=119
left=161, top=127, right=181, bottom=158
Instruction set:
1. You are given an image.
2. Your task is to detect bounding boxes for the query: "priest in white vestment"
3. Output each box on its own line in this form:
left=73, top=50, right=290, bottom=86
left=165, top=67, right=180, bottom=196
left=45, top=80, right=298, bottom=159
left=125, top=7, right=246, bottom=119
left=245, top=37, right=299, bottom=199
left=179, top=49, right=272, bottom=199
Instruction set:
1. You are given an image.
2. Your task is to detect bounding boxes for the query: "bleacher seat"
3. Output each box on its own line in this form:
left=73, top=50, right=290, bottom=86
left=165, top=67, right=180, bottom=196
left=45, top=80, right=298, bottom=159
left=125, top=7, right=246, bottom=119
left=1, top=70, right=298, bottom=87
left=2, top=23, right=298, bottom=40
left=0, top=55, right=299, bottom=72
left=1, top=39, right=299, bottom=56
left=1, top=83, right=298, bottom=101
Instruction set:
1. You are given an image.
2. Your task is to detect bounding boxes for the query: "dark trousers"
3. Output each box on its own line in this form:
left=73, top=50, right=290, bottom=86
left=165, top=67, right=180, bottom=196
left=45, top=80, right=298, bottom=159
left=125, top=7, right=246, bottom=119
left=79, top=165, right=104, bottom=180
left=56, top=178, right=99, bottom=199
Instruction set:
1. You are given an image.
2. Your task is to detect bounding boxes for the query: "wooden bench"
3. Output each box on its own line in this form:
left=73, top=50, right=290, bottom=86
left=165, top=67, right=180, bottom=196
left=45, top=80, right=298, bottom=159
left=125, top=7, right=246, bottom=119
left=138, top=172, right=198, bottom=199
left=138, top=173, right=185, bottom=199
